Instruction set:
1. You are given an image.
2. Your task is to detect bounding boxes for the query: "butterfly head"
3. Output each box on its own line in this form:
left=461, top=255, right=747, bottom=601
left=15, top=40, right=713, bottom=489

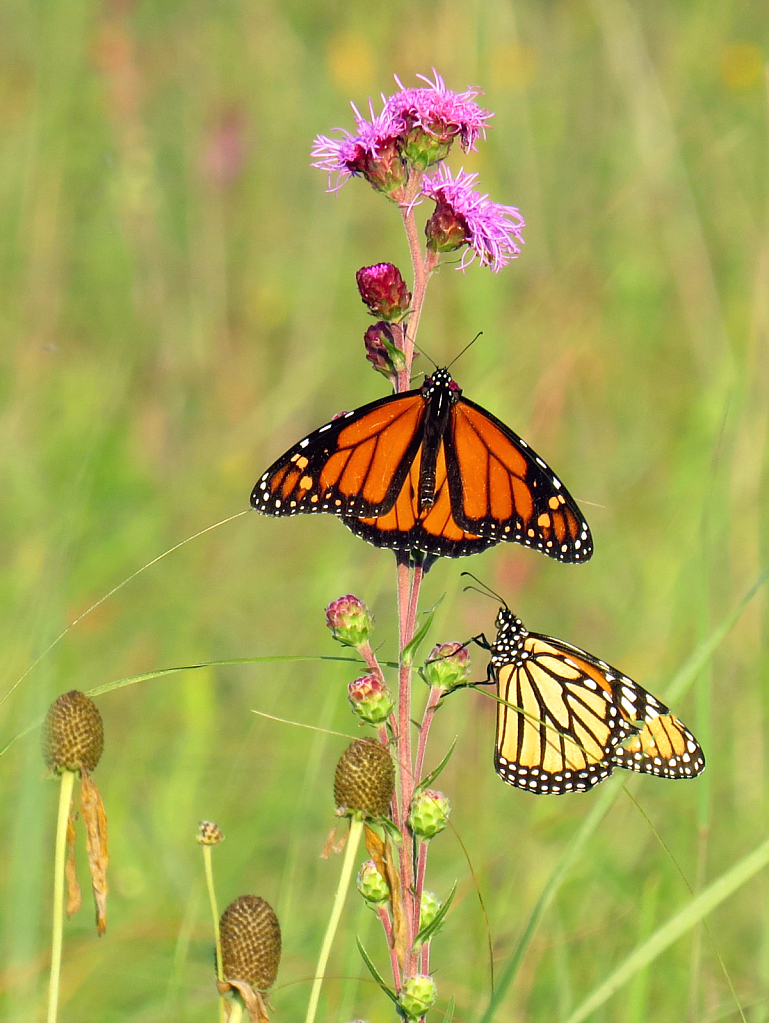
left=491, top=606, right=527, bottom=665
left=421, top=367, right=462, bottom=397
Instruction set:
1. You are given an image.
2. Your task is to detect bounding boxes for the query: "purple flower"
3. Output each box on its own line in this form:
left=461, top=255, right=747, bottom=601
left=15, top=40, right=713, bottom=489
left=422, top=165, right=525, bottom=272
left=356, top=262, right=411, bottom=320
left=385, top=69, right=491, bottom=168
left=311, top=103, right=407, bottom=194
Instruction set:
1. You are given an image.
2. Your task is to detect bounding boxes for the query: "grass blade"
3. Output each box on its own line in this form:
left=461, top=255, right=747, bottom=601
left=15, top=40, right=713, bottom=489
left=563, top=835, right=769, bottom=1023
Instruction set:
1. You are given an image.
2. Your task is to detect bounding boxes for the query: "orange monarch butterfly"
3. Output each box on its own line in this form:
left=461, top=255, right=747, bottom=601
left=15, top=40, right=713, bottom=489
left=473, top=606, right=705, bottom=794
left=251, top=368, right=592, bottom=561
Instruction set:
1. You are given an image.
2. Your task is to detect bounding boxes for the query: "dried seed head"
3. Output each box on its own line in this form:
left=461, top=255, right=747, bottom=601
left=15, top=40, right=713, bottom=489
left=219, top=895, right=281, bottom=991
left=197, top=821, right=224, bottom=846
left=42, top=691, right=104, bottom=773
left=334, top=739, right=394, bottom=819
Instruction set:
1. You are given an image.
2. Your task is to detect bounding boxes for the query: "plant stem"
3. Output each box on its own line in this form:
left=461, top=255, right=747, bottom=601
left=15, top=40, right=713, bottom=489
left=228, top=996, right=244, bottom=1023
left=414, top=686, right=443, bottom=785
left=305, top=817, right=364, bottom=1023
left=202, top=844, right=227, bottom=1023
left=47, top=768, right=76, bottom=1023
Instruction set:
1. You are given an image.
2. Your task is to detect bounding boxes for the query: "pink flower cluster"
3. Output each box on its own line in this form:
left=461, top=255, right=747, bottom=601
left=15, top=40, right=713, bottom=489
left=311, top=70, right=524, bottom=272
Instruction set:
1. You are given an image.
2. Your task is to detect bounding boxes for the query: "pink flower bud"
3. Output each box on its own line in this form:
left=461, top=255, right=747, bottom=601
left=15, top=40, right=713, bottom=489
left=422, top=642, right=471, bottom=692
left=425, top=198, right=471, bottom=254
left=364, top=322, right=407, bottom=383
left=348, top=674, right=394, bottom=725
left=325, top=595, right=374, bottom=649
left=356, top=263, right=411, bottom=321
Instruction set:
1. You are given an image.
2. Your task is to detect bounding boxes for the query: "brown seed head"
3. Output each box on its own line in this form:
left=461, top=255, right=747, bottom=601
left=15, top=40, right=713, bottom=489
left=220, top=895, right=281, bottom=991
left=42, top=690, right=104, bottom=773
left=334, top=738, right=394, bottom=819
left=197, top=821, right=224, bottom=846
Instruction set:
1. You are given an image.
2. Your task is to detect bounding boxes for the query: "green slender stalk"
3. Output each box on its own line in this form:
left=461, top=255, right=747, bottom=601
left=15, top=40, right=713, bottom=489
left=228, top=996, right=244, bottom=1023
left=202, top=845, right=226, bottom=1023
left=305, top=817, right=364, bottom=1023
left=47, top=768, right=76, bottom=1023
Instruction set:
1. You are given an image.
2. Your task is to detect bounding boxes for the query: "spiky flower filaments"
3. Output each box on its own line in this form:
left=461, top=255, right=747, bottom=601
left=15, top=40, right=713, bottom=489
left=334, top=738, right=394, bottom=819
left=220, top=895, right=282, bottom=992
left=42, top=690, right=104, bottom=774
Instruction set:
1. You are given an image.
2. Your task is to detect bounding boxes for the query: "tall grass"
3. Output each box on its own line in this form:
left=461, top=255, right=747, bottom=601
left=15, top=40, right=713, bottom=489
left=1, top=0, right=767, bottom=1019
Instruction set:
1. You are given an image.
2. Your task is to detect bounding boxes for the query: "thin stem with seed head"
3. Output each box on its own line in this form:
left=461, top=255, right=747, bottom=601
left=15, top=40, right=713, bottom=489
left=47, top=768, right=76, bottom=1023
left=305, top=817, right=364, bottom=1023
left=202, top=844, right=226, bottom=1023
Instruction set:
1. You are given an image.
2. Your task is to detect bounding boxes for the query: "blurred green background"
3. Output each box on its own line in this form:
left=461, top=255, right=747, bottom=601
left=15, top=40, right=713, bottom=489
left=1, top=0, right=767, bottom=1020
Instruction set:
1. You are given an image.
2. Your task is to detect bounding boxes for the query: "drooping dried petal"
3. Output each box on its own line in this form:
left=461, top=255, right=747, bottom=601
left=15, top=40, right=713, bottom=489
left=81, top=771, right=109, bottom=935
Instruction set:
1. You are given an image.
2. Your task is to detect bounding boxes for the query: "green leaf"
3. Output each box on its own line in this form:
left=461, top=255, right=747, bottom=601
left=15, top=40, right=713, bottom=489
left=402, top=609, right=436, bottom=667
left=414, top=738, right=457, bottom=796
left=563, top=834, right=769, bottom=1023
left=356, top=937, right=398, bottom=1005
left=414, top=881, right=457, bottom=948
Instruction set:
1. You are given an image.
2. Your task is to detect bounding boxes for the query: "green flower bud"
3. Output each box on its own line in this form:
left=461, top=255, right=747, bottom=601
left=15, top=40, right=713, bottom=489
left=399, top=974, right=438, bottom=1020
left=348, top=674, right=395, bottom=725
left=408, top=788, right=450, bottom=840
left=419, top=890, right=441, bottom=932
left=326, top=594, right=374, bottom=649
left=356, top=859, right=390, bottom=904
left=422, top=642, right=471, bottom=692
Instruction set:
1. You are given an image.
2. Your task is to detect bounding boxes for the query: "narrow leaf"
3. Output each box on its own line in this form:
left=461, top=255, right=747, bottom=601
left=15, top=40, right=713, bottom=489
left=563, top=835, right=769, bottom=1023
left=356, top=937, right=398, bottom=1005
left=414, top=882, right=457, bottom=947
left=402, top=610, right=436, bottom=667
left=415, top=738, right=457, bottom=795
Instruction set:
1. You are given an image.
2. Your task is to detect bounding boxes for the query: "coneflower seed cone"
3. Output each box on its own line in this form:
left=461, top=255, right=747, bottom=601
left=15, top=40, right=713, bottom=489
left=42, top=690, right=104, bottom=773
left=334, top=738, right=394, bottom=818
left=220, top=895, right=281, bottom=990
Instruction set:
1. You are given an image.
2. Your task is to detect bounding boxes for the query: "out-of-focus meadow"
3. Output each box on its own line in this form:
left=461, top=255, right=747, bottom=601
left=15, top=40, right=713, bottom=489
left=1, top=0, right=767, bottom=1020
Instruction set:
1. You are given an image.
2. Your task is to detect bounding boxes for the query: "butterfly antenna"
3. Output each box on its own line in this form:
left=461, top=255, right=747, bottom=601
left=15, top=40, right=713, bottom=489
left=460, top=572, right=508, bottom=608
left=447, top=332, right=483, bottom=370
left=413, top=342, right=437, bottom=370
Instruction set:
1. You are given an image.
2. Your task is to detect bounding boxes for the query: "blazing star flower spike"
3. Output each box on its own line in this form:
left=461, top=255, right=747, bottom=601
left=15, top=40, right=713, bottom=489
left=385, top=69, right=492, bottom=170
left=422, top=165, right=525, bottom=272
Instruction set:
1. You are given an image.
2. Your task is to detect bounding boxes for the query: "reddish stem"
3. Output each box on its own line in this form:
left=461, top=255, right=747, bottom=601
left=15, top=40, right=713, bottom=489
left=414, top=686, right=443, bottom=784
left=377, top=904, right=401, bottom=989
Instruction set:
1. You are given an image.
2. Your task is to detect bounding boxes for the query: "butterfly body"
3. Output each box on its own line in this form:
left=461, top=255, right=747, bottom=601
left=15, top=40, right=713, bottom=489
left=252, top=368, right=593, bottom=561
left=480, top=607, right=704, bottom=794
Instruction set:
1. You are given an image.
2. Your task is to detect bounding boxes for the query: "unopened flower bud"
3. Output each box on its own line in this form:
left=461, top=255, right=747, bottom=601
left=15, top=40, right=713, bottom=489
left=42, top=690, right=104, bottom=774
left=425, top=198, right=470, bottom=254
left=409, top=789, right=450, bottom=840
left=356, top=859, right=389, bottom=904
left=423, top=642, right=471, bottom=692
left=419, top=890, right=441, bottom=932
left=356, top=263, right=411, bottom=321
left=196, top=821, right=224, bottom=845
left=326, top=595, right=374, bottom=649
left=348, top=674, right=394, bottom=725
left=334, top=738, right=394, bottom=819
left=220, top=895, right=281, bottom=991
left=399, top=974, right=438, bottom=1020
left=364, top=323, right=407, bottom=382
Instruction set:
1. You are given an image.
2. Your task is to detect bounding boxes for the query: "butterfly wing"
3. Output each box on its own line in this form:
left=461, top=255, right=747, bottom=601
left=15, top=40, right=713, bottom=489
left=611, top=714, right=705, bottom=778
left=446, top=397, right=592, bottom=563
left=493, top=636, right=646, bottom=794
left=251, top=390, right=426, bottom=519
left=346, top=438, right=498, bottom=557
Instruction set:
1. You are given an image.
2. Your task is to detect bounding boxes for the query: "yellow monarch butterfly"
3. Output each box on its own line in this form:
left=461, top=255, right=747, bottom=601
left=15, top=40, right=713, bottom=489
left=251, top=368, right=592, bottom=561
left=473, top=605, right=705, bottom=794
